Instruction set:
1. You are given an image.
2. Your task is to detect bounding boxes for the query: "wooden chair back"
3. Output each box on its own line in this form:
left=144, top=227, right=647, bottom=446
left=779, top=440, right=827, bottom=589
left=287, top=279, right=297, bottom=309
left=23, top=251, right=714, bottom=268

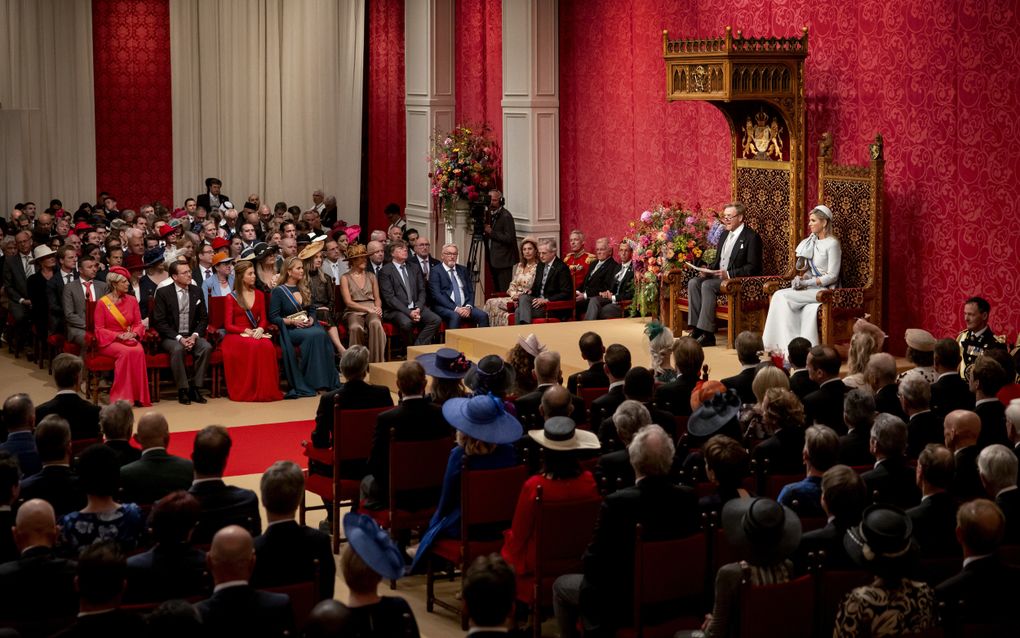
left=631, top=524, right=708, bottom=636
left=532, top=484, right=602, bottom=601
left=738, top=573, right=814, bottom=638
left=262, top=559, right=320, bottom=630
left=385, top=433, right=455, bottom=529
left=815, top=568, right=871, bottom=637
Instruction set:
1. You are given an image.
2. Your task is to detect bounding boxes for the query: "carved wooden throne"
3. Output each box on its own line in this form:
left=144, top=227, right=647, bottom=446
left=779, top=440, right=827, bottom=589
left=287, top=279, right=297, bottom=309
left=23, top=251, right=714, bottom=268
left=764, top=133, right=886, bottom=346
left=660, top=27, right=808, bottom=347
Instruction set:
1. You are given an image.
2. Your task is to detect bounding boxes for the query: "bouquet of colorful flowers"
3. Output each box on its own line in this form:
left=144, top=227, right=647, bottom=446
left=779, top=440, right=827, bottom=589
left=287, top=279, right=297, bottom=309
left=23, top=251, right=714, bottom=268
left=623, top=202, right=721, bottom=316
left=428, top=124, right=500, bottom=224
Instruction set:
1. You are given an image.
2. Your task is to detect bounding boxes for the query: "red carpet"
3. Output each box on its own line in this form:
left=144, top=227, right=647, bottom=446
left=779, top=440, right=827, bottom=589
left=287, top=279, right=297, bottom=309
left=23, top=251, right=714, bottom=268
left=168, top=420, right=312, bottom=477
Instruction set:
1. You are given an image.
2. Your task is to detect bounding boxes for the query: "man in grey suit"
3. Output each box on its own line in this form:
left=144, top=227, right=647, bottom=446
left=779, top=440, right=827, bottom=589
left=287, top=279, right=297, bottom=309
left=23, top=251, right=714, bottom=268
left=483, top=189, right=518, bottom=292
left=3, top=231, right=35, bottom=352
left=46, top=246, right=78, bottom=336
left=378, top=240, right=441, bottom=346
left=62, top=254, right=106, bottom=346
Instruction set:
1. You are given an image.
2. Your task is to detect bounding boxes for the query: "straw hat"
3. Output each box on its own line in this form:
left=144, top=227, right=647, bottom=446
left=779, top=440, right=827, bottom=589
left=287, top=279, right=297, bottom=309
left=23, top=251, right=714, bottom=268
left=298, top=240, right=324, bottom=261
left=904, top=328, right=936, bottom=352
left=527, top=417, right=600, bottom=451
left=346, top=243, right=368, bottom=261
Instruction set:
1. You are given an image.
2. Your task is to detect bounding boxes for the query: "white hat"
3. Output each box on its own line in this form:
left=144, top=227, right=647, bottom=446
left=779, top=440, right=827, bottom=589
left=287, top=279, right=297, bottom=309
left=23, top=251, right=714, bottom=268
left=30, top=245, right=57, bottom=263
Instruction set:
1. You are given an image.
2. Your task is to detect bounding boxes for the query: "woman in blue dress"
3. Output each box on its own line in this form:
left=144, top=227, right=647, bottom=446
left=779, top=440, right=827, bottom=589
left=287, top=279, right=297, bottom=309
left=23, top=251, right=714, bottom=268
left=269, top=256, right=339, bottom=398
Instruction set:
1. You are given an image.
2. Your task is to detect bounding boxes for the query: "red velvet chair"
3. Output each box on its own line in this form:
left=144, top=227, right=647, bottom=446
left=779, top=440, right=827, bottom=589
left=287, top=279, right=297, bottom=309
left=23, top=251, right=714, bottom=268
left=738, top=573, right=815, bottom=638
left=81, top=300, right=116, bottom=404
left=261, top=560, right=320, bottom=630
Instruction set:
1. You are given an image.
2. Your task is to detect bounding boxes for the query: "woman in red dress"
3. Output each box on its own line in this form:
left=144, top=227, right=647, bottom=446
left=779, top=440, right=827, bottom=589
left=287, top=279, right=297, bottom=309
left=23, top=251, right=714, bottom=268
left=221, top=260, right=283, bottom=402
left=94, top=266, right=151, bottom=407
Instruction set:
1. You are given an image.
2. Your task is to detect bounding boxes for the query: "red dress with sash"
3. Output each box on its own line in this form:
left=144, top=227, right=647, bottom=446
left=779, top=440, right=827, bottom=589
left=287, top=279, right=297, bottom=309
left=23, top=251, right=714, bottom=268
left=94, top=294, right=151, bottom=406
left=222, top=291, right=283, bottom=402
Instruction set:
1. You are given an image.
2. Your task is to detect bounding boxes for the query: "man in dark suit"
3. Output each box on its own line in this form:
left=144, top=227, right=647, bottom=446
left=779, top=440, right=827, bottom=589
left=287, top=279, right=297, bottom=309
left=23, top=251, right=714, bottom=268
left=514, top=352, right=588, bottom=429
left=976, top=443, right=1020, bottom=544
left=786, top=337, right=819, bottom=400
left=152, top=261, right=212, bottom=405
left=310, top=345, right=394, bottom=450
left=125, top=491, right=209, bottom=602
left=189, top=426, right=261, bottom=545
left=196, top=177, right=230, bottom=213
left=802, top=345, right=849, bottom=434
left=0, top=453, right=19, bottom=564
left=900, top=375, right=941, bottom=458
left=515, top=238, right=572, bottom=324
left=930, top=338, right=975, bottom=420
left=120, top=412, right=194, bottom=504
left=378, top=240, right=441, bottom=346
left=654, top=338, right=700, bottom=416
left=597, top=367, right=674, bottom=452
left=35, top=354, right=101, bottom=441
left=251, top=461, right=335, bottom=600
left=196, top=526, right=293, bottom=637
left=721, top=331, right=764, bottom=405
left=463, top=554, right=517, bottom=637
left=937, top=499, right=1020, bottom=633
left=970, top=356, right=1009, bottom=448
left=61, top=253, right=106, bottom=346
left=483, top=189, right=518, bottom=292
left=594, top=400, right=649, bottom=492
left=100, top=400, right=141, bottom=467
left=366, top=239, right=386, bottom=278
left=591, top=344, right=631, bottom=426
left=867, top=353, right=908, bottom=422
left=861, top=414, right=920, bottom=508
left=797, top=465, right=867, bottom=570
left=55, top=542, right=146, bottom=636
left=3, top=231, right=35, bottom=354
left=46, top=245, right=78, bottom=336
left=687, top=203, right=762, bottom=347
left=553, top=425, right=699, bottom=636
left=575, top=238, right=619, bottom=318
left=19, top=416, right=85, bottom=516
left=944, top=410, right=985, bottom=502
left=838, top=388, right=876, bottom=467
left=907, top=444, right=961, bottom=557
left=584, top=240, right=635, bottom=320
left=567, top=332, right=609, bottom=395
left=0, top=393, right=40, bottom=476
left=361, top=361, right=451, bottom=509
left=408, top=236, right=441, bottom=303
left=428, top=243, right=489, bottom=328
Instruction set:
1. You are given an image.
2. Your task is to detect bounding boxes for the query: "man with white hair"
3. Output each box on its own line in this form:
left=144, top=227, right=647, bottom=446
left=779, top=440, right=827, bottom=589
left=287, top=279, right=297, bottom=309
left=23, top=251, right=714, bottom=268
left=1006, top=399, right=1020, bottom=454
left=515, top=238, right=572, bottom=325
left=899, top=374, right=940, bottom=458
left=584, top=239, right=635, bottom=320
left=867, top=353, right=907, bottom=421
left=563, top=229, right=595, bottom=290
left=861, top=413, right=920, bottom=508
left=311, top=189, right=325, bottom=214
left=978, top=444, right=1020, bottom=544
left=574, top=237, right=618, bottom=318
left=595, top=400, right=651, bottom=492
left=428, top=243, right=489, bottom=328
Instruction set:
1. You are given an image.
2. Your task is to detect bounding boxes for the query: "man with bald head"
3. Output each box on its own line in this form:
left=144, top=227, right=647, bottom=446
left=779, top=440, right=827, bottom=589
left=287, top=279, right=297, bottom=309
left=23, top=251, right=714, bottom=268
left=0, top=499, right=78, bottom=625
left=196, top=526, right=293, bottom=637
left=120, top=412, right=194, bottom=504
left=944, top=409, right=984, bottom=502
left=366, top=239, right=386, bottom=277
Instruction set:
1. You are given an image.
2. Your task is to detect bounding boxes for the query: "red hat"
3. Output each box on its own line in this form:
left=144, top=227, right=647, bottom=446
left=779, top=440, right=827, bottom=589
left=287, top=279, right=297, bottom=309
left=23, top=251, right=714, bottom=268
left=73, top=221, right=95, bottom=233
left=172, top=207, right=189, bottom=219
left=124, top=253, right=145, bottom=272
left=108, top=266, right=131, bottom=280
left=211, top=237, right=230, bottom=251
left=159, top=224, right=178, bottom=238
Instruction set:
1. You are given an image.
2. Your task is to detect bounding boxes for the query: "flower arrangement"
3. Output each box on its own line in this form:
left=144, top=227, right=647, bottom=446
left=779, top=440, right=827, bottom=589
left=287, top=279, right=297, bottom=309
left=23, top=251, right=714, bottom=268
left=623, top=202, right=721, bottom=316
left=428, top=124, right=500, bottom=224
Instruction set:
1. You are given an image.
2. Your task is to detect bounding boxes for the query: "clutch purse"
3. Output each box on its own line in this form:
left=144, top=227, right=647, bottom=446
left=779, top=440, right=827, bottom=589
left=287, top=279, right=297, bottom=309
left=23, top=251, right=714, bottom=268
left=285, top=311, right=309, bottom=324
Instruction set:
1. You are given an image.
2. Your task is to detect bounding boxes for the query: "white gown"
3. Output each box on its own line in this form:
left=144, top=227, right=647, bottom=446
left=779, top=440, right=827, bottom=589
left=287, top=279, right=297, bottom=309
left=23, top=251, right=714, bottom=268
left=762, top=236, right=841, bottom=350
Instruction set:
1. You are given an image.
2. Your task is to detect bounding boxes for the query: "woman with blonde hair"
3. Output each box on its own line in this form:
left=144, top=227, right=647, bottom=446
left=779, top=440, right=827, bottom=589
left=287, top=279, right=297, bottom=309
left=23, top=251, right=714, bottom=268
left=221, top=260, right=282, bottom=402
left=645, top=321, right=678, bottom=382
left=742, top=365, right=792, bottom=444
left=94, top=266, right=150, bottom=406
left=483, top=237, right=540, bottom=326
left=844, top=317, right=885, bottom=389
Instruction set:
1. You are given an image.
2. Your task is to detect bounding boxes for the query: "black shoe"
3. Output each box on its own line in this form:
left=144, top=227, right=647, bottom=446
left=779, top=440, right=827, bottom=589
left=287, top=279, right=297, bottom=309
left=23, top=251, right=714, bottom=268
left=178, top=389, right=191, bottom=405
left=189, top=387, right=207, bottom=404
left=695, top=332, right=717, bottom=347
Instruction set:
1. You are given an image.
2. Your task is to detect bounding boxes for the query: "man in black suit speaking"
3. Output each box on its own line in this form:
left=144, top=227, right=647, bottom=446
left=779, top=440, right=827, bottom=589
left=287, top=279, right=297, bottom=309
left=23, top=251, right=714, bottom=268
left=152, top=261, right=212, bottom=405
left=688, top=202, right=762, bottom=347
left=516, top=238, right=572, bottom=324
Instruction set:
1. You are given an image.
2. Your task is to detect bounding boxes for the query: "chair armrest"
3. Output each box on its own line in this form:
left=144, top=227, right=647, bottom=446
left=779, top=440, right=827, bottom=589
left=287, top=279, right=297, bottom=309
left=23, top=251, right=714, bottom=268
left=302, top=440, right=332, bottom=465
left=763, top=279, right=791, bottom=296
left=816, top=289, right=834, bottom=303
left=719, top=278, right=743, bottom=295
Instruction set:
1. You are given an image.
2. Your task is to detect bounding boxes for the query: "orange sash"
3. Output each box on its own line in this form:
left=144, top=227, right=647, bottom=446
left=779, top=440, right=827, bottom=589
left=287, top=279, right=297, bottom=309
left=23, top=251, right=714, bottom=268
left=99, top=295, right=130, bottom=331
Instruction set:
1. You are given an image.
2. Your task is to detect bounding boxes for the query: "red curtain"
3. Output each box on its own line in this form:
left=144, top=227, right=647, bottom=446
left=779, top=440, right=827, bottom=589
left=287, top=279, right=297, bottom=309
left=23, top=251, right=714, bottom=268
left=456, top=0, right=503, bottom=153
left=559, top=0, right=1020, bottom=347
left=92, top=0, right=173, bottom=210
left=367, top=0, right=406, bottom=234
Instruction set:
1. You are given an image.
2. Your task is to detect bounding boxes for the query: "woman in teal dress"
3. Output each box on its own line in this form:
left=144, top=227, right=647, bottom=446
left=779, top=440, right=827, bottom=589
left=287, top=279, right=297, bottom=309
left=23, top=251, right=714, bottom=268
left=269, top=256, right=339, bottom=398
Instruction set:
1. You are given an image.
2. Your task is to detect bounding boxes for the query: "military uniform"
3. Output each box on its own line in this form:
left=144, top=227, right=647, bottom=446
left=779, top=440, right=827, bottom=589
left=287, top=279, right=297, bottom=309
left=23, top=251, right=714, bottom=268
left=957, top=327, right=1005, bottom=377
left=563, top=250, right=596, bottom=290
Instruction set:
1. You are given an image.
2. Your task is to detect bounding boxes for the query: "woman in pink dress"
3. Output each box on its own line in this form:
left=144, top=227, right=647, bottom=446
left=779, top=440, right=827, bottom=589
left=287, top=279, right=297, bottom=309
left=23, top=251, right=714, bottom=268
left=221, top=260, right=283, bottom=402
left=94, top=266, right=151, bottom=406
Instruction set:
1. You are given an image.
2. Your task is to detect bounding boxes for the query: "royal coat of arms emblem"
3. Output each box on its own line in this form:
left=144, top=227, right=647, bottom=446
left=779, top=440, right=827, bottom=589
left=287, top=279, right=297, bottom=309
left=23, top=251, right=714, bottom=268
left=741, top=109, right=784, bottom=160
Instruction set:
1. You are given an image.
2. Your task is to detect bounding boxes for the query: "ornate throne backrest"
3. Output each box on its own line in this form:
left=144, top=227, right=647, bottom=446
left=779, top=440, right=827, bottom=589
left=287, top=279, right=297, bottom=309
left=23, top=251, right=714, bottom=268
left=737, top=166, right=794, bottom=276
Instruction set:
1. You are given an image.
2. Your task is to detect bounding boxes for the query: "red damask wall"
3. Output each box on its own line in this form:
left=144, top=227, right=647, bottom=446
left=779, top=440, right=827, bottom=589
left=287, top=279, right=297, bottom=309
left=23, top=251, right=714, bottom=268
left=367, top=0, right=406, bottom=234
left=456, top=0, right=503, bottom=154
left=559, top=0, right=1020, bottom=349
left=92, top=0, right=173, bottom=210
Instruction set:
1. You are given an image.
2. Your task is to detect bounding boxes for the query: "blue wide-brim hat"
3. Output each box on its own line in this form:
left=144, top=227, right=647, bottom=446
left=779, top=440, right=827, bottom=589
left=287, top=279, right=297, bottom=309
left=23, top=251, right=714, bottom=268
left=417, top=348, right=475, bottom=379
left=442, top=394, right=523, bottom=444
left=143, top=246, right=166, bottom=268
left=342, top=513, right=405, bottom=581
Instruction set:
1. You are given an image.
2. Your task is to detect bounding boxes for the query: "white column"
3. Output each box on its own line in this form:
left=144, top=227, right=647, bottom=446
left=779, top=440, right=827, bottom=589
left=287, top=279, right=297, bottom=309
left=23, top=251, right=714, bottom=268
left=404, top=0, right=455, bottom=242
left=502, top=0, right=559, bottom=243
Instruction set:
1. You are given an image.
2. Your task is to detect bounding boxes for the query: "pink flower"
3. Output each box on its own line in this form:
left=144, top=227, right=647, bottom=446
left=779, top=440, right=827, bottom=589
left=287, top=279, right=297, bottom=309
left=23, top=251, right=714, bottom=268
left=640, top=210, right=653, bottom=223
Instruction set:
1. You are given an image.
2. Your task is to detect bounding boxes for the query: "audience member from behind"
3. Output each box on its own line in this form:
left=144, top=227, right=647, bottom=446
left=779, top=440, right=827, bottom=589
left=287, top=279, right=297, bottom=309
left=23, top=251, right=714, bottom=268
left=596, top=366, right=671, bottom=450
left=0, top=393, right=40, bottom=476
left=970, top=356, right=1010, bottom=448
left=196, top=525, right=293, bottom=637
left=125, top=490, right=208, bottom=602
left=507, top=334, right=544, bottom=396
left=99, top=400, right=140, bottom=467
left=1007, top=399, right=1020, bottom=454
left=189, top=425, right=261, bottom=544
left=0, top=453, right=17, bottom=563
left=464, top=354, right=516, bottom=403
left=53, top=541, right=145, bottom=636
left=19, top=415, right=85, bottom=516
left=786, top=337, right=818, bottom=399
left=838, top=388, right=876, bottom=466
left=977, top=444, right=1020, bottom=545
left=339, top=513, right=420, bottom=638
left=798, top=465, right=867, bottom=570
left=721, top=331, right=764, bottom=405
left=751, top=388, right=807, bottom=475
left=251, top=460, right=335, bottom=600
left=303, top=599, right=353, bottom=638
left=701, top=435, right=753, bottom=512
left=907, top=444, right=960, bottom=558
left=802, top=345, right=848, bottom=433
left=944, top=409, right=984, bottom=502
left=778, top=425, right=839, bottom=517
left=739, top=364, right=790, bottom=445
left=144, top=599, right=205, bottom=638
left=930, top=338, right=975, bottom=419
left=567, top=331, right=609, bottom=394
left=899, top=375, right=940, bottom=458
left=867, top=353, right=907, bottom=421
left=899, top=328, right=937, bottom=385
left=120, top=411, right=194, bottom=504
left=936, top=499, right=1020, bottom=633
left=595, top=400, right=650, bottom=492
left=60, top=444, right=144, bottom=553
left=836, top=505, right=934, bottom=638
left=515, top=351, right=587, bottom=427
left=655, top=336, right=705, bottom=416
left=680, top=388, right=743, bottom=483
left=464, top=554, right=516, bottom=636
left=590, top=343, right=631, bottom=425
left=35, top=354, right=101, bottom=441
left=862, top=414, right=920, bottom=508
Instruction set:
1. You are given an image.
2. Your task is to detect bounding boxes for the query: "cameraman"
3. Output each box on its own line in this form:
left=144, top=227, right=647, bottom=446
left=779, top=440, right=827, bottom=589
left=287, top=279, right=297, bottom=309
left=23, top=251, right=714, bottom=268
left=483, top=189, right=518, bottom=292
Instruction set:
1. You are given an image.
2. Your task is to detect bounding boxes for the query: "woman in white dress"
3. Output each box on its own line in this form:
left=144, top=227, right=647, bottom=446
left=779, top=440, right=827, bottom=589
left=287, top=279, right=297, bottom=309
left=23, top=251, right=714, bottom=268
left=762, top=205, right=841, bottom=350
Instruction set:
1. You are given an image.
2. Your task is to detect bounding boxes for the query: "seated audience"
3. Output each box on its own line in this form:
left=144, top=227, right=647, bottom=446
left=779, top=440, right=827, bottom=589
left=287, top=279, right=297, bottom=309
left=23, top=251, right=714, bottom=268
left=677, top=497, right=800, bottom=638
left=907, top=444, right=960, bottom=557
left=835, top=505, right=935, bottom=637
left=125, top=491, right=209, bottom=602
left=19, top=416, right=85, bottom=516
left=339, top=513, right=420, bottom=637
left=501, top=417, right=600, bottom=586
left=678, top=387, right=743, bottom=482
left=977, top=444, right=1020, bottom=544
left=566, top=331, right=609, bottom=394
left=573, top=236, right=614, bottom=315
left=721, top=331, right=764, bottom=405
left=984, top=347, right=1020, bottom=404
left=0, top=500, right=78, bottom=628
left=752, top=388, right=807, bottom=475
left=251, top=461, right=335, bottom=600
left=936, top=499, right=1020, bottom=633
left=60, top=444, right=144, bottom=553
left=221, top=259, right=284, bottom=402
left=646, top=322, right=677, bottom=382
left=739, top=364, right=790, bottom=446
left=311, top=345, right=394, bottom=450
left=463, top=554, right=516, bottom=636
left=655, top=336, right=705, bottom=416
left=483, top=237, right=539, bottom=327
left=144, top=600, right=204, bottom=638
left=595, top=366, right=672, bottom=450
left=802, top=345, right=848, bottom=433
left=838, top=388, right=876, bottom=466
left=338, top=243, right=387, bottom=362
left=594, top=400, right=651, bottom=492
left=418, top=349, right=472, bottom=406
left=0, top=393, right=40, bottom=477
left=867, top=353, right=908, bottom=422
left=798, top=465, right=867, bottom=569
left=930, top=338, right=975, bottom=419
left=898, top=328, right=937, bottom=385
left=970, top=356, right=1009, bottom=448
left=591, top=344, right=630, bottom=425
left=786, top=337, right=818, bottom=400
left=196, top=526, right=293, bottom=637
left=54, top=542, right=145, bottom=636
left=120, top=412, right=194, bottom=504
left=944, top=409, right=985, bottom=502
left=842, top=327, right=880, bottom=390
left=378, top=239, right=442, bottom=344
left=464, top=354, right=517, bottom=406
left=700, top=434, right=753, bottom=512
left=862, top=414, right=921, bottom=508
left=0, top=453, right=17, bottom=563
left=428, top=243, right=490, bottom=327
left=554, top=425, right=699, bottom=637
left=514, top=238, right=574, bottom=324
left=61, top=253, right=107, bottom=346
left=778, top=425, right=840, bottom=517
left=583, top=239, right=634, bottom=319
left=900, top=375, right=940, bottom=458
left=99, top=400, right=140, bottom=467
left=1008, top=399, right=1020, bottom=455
left=507, top=333, right=545, bottom=396
left=514, top=351, right=587, bottom=428
left=189, top=426, right=261, bottom=544
left=34, top=354, right=101, bottom=441
left=95, top=266, right=151, bottom=406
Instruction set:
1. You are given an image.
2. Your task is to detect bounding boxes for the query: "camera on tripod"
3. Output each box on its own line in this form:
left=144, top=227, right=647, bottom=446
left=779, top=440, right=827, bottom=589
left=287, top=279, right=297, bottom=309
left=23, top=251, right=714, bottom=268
left=469, top=193, right=490, bottom=237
